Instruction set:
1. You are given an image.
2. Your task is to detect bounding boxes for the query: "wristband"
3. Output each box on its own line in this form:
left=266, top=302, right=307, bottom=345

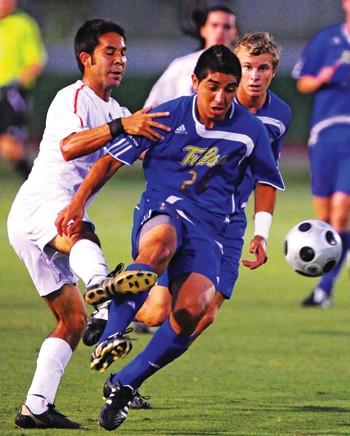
left=254, top=211, right=272, bottom=241
left=108, top=118, right=124, bottom=138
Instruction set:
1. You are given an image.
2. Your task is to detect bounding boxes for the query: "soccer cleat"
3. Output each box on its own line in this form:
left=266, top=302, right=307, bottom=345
left=15, top=404, right=83, bottom=429
left=103, top=373, right=152, bottom=409
left=90, top=330, right=132, bottom=373
left=129, top=391, right=152, bottom=410
left=84, top=264, right=158, bottom=306
left=82, top=301, right=111, bottom=346
left=98, top=380, right=134, bottom=431
left=301, top=288, right=333, bottom=308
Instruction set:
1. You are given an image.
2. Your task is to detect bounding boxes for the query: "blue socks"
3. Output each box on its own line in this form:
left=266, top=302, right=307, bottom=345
left=317, top=231, right=349, bottom=296
left=113, top=317, right=192, bottom=389
left=100, top=291, right=150, bottom=341
left=125, top=263, right=155, bottom=272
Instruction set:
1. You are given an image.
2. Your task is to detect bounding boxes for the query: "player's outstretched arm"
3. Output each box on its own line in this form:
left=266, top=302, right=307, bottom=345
left=60, top=109, right=170, bottom=161
left=296, top=66, right=335, bottom=94
left=55, top=154, right=123, bottom=236
left=242, top=183, right=277, bottom=270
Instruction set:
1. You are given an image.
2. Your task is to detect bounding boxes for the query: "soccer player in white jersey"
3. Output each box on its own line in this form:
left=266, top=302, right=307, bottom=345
left=7, top=18, right=170, bottom=430
left=144, top=4, right=239, bottom=108
left=292, top=0, right=350, bottom=308
left=82, top=33, right=291, bottom=382
left=56, top=44, right=284, bottom=431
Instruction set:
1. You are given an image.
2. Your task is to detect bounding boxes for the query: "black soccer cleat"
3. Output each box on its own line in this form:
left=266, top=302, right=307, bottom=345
left=301, top=289, right=333, bottom=308
left=82, top=301, right=111, bottom=346
left=15, top=404, right=83, bottom=429
left=84, top=264, right=158, bottom=306
left=129, top=391, right=152, bottom=410
left=98, top=380, right=134, bottom=431
left=103, top=373, right=152, bottom=409
left=90, top=330, right=133, bottom=373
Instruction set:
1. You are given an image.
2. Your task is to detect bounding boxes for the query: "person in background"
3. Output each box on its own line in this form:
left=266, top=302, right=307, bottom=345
left=0, top=0, right=46, bottom=179
left=292, top=0, right=350, bottom=308
left=144, top=3, right=239, bottom=108
left=7, top=18, right=169, bottom=430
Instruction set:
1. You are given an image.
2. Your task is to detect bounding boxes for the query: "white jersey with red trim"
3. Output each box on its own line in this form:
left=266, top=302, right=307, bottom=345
left=9, top=80, right=130, bottom=249
left=27, top=79, right=130, bottom=192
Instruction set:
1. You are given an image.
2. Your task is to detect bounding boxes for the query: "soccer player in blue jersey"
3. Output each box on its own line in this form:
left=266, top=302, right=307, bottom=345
left=56, top=43, right=284, bottom=431
left=195, top=32, right=291, bottom=334
left=292, top=0, right=350, bottom=308
left=82, top=32, right=290, bottom=357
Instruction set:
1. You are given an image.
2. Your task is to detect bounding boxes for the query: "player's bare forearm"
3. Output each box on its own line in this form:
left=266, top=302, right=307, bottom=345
left=60, top=108, right=170, bottom=160
left=296, top=67, right=335, bottom=94
left=254, top=183, right=276, bottom=215
left=242, top=183, right=276, bottom=269
left=55, top=155, right=123, bottom=235
left=78, top=154, right=122, bottom=200
left=60, top=124, right=113, bottom=161
left=121, top=107, right=171, bottom=140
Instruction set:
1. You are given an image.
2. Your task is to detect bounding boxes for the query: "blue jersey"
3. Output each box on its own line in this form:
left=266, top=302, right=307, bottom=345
left=292, top=23, right=350, bottom=145
left=234, top=90, right=291, bottom=210
left=218, top=91, right=291, bottom=298
left=107, top=95, right=284, bottom=226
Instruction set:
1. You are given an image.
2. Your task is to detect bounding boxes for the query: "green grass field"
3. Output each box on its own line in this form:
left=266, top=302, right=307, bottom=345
left=1, top=157, right=350, bottom=436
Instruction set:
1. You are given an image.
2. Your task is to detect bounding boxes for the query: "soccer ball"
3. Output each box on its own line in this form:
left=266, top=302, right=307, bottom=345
left=284, top=219, right=342, bottom=277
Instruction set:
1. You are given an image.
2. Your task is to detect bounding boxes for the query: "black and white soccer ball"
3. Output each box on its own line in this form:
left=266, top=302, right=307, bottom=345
left=284, top=219, right=342, bottom=277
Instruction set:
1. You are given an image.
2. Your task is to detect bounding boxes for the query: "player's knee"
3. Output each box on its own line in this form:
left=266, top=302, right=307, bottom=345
left=71, top=232, right=101, bottom=247
left=172, top=306, right=206, bottom=334
left=143, top=244, right=174, bottom=272
left=330, top=193, right=350, bottom=231
left=330, top=211, right=350, bottom=232
left=152, top=305, right=171, bottom=325
left=137, top=306, right=169, bottom=326
left=70, top=222, right=102, bottom=247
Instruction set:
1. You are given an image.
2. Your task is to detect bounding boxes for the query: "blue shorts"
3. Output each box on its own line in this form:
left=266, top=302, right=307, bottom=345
left=218, top=210, right=246, bottom=299
left=131, top=192, right=223, bottom=287
left=309, top=136, right=350, bottom=197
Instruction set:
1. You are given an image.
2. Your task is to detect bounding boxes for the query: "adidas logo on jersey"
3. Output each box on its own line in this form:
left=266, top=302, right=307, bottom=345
left=175, top=124, right=187, bottom=135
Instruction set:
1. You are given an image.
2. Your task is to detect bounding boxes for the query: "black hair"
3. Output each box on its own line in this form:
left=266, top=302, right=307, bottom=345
left=194, top=44, right=241, bottom=84
left=74, top=18, right=126, bottom=73
left=182, top=4, right=237, bottom=49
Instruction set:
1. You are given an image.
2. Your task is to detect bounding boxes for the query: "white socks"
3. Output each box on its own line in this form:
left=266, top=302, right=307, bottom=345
left=26, top=338, right=72, bottom=414
left=69, top=239, right=109, bottom=286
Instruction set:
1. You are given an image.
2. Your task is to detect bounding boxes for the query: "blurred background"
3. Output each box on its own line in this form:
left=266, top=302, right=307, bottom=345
left=14, top=0, right=344, bottom=157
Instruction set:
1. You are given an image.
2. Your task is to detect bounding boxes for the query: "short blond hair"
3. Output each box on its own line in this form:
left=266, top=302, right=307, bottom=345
left=234, top=32, right=280, bottom=70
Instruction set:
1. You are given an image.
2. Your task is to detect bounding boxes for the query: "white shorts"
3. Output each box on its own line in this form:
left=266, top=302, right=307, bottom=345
left=7, top=182, right=93, bottom=296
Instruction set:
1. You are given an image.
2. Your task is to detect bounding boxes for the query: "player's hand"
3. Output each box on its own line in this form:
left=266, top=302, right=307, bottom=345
left=241, top=235, right=268, bottom=270
left=121, top=106, right=170, bottom=141
left=55, top=201, right=84, bottom=237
